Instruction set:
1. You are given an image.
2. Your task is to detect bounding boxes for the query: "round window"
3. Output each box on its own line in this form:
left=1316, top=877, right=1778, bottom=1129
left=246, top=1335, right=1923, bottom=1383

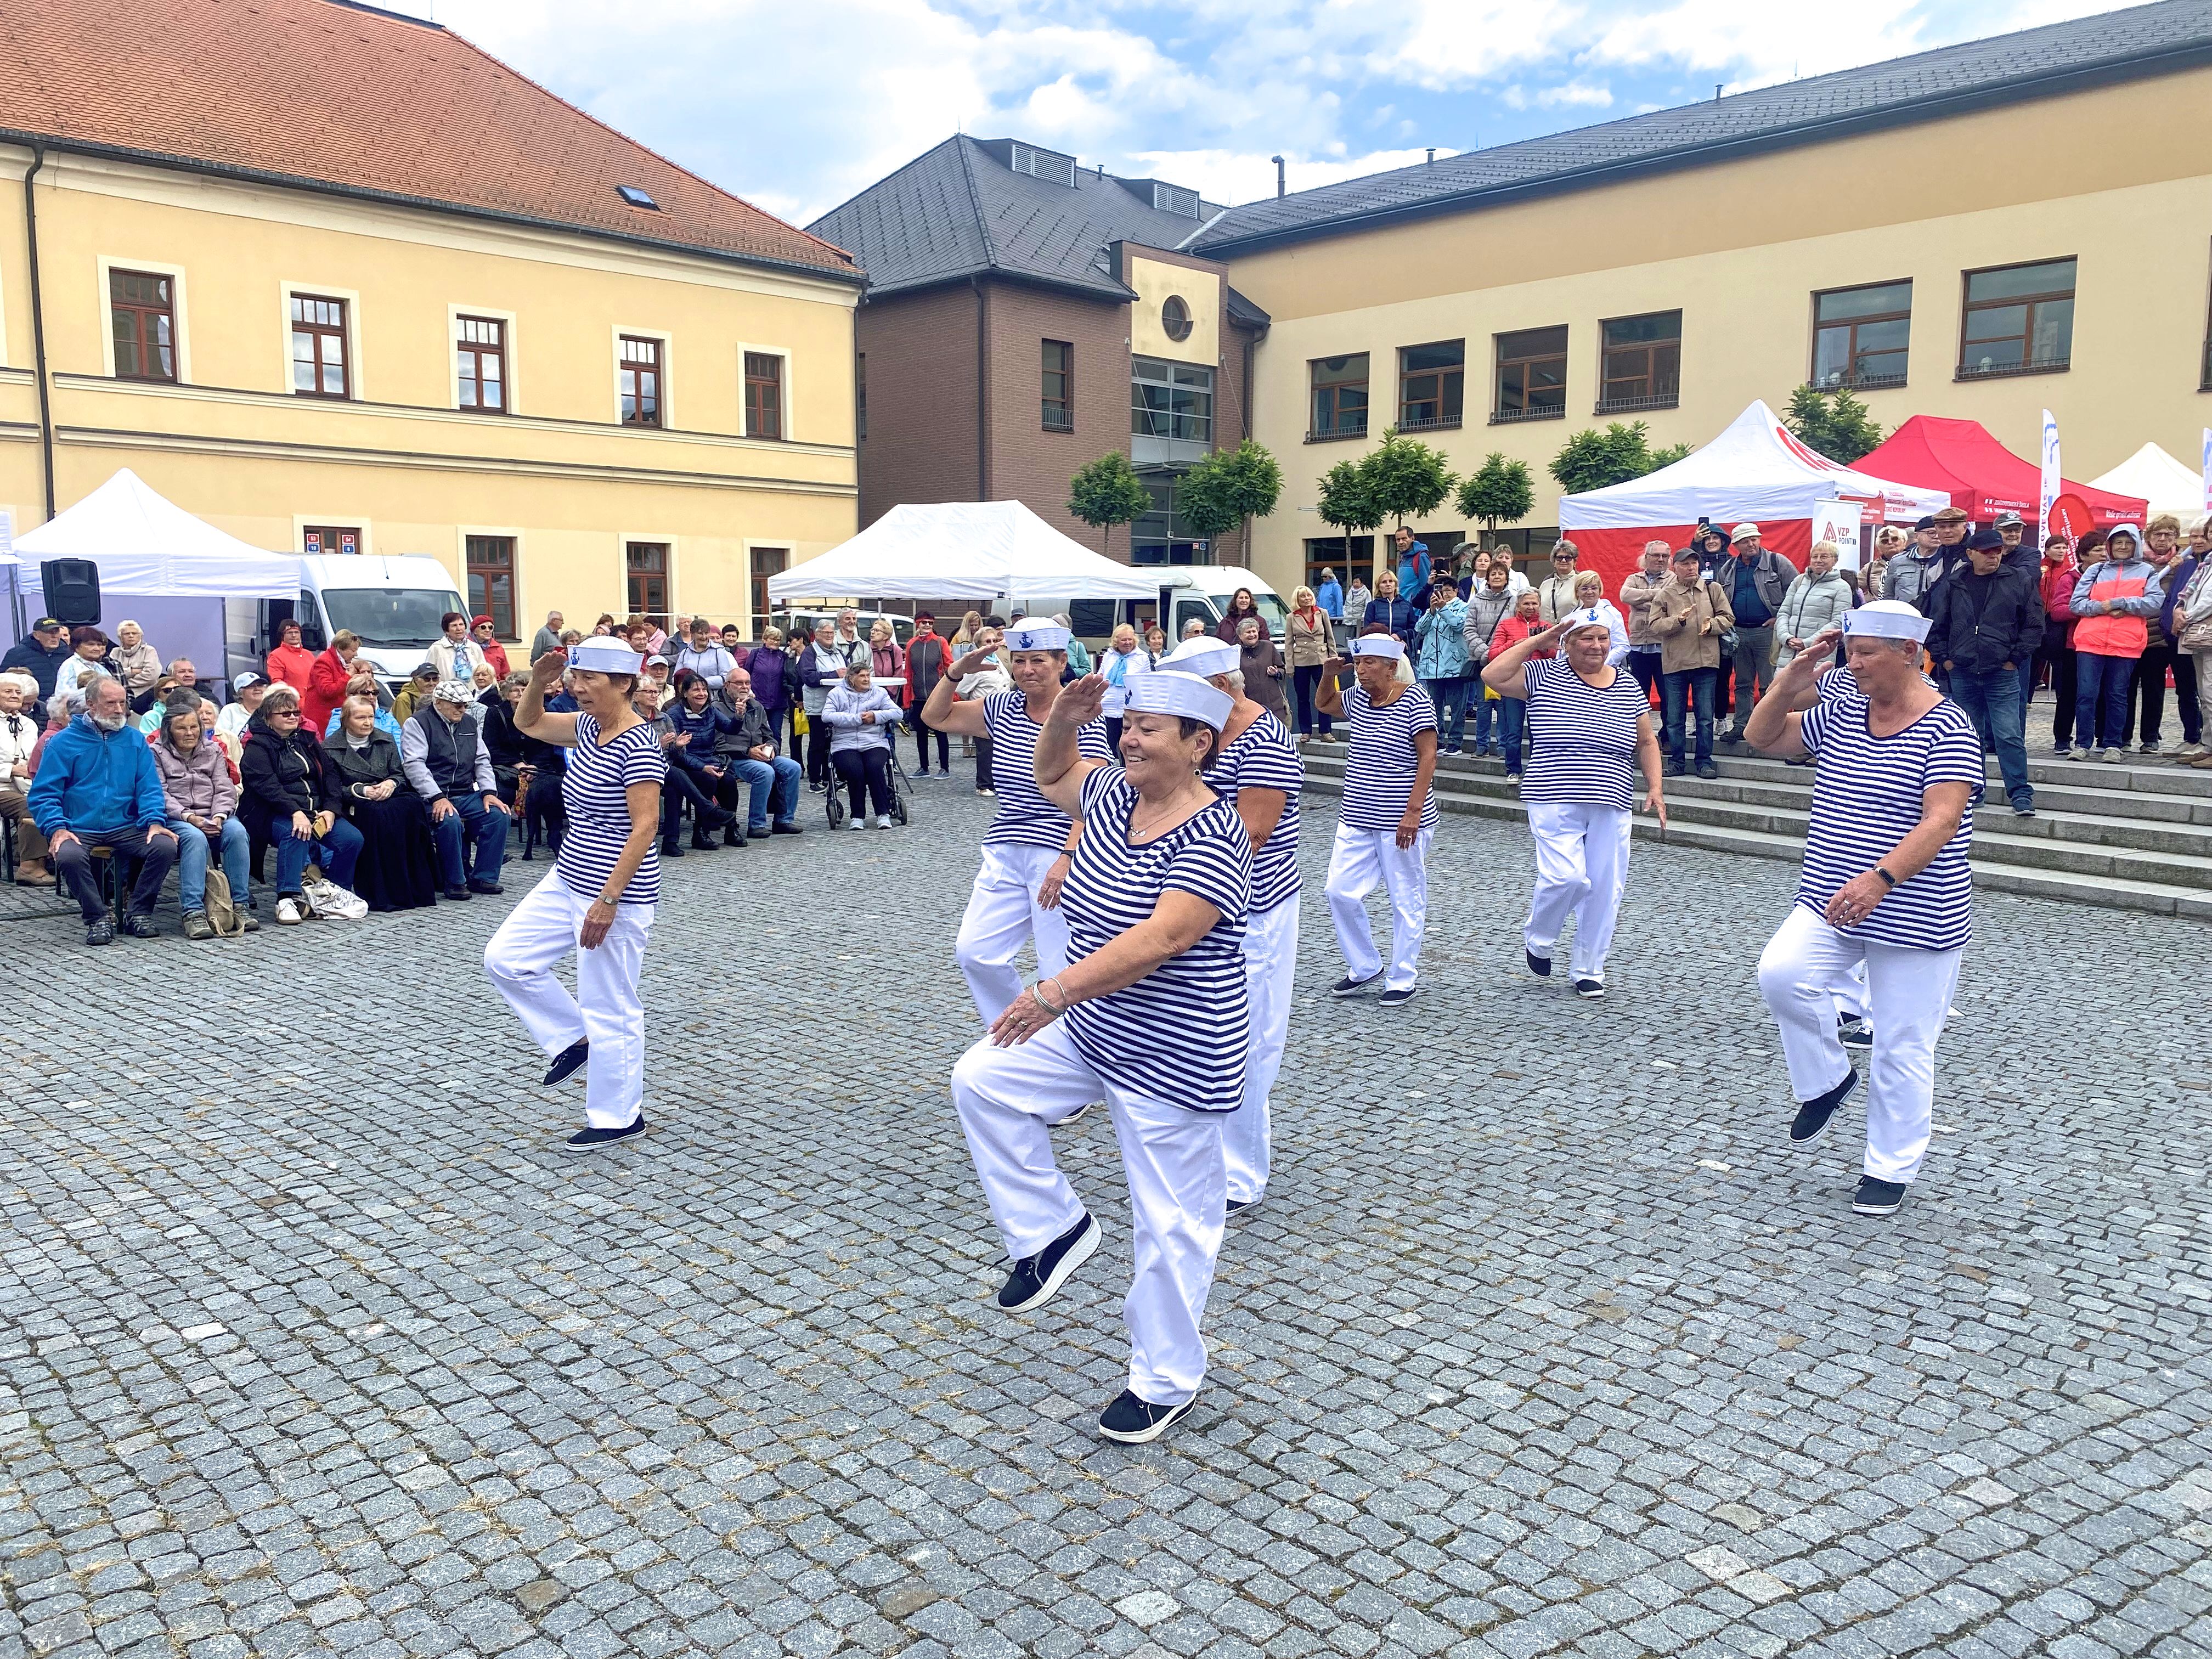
left=1162, top=295, right=1193, bottom=342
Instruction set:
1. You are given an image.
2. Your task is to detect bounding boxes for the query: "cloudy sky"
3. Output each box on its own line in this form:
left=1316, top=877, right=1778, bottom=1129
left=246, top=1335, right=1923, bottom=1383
left=396, top=0, right=2128, bottom=228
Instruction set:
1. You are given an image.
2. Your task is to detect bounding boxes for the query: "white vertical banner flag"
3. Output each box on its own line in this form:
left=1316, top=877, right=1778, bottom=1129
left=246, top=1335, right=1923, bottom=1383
left=2038, top=409, right=2061, bottom=538
left=2202, top=428, right=2212, bottom=519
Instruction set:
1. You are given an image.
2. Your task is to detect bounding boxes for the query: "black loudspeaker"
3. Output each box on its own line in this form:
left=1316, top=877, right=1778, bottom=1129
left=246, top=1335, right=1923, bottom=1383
left=41, top=559, right=101, bottom=626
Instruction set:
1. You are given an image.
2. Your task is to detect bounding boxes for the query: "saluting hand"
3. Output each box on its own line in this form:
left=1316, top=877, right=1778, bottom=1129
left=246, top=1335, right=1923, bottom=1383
left=1049, top=674, right=1107, bottom=727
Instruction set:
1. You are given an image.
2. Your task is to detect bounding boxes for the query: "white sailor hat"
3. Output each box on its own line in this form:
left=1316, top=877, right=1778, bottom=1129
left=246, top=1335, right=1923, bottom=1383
left=1003, top=620, right=1071, bottom=652
left=1843, top=599, right=1933, bottom=645
left=1351, top=634, right=1406, bottom=660
left=567, top=636, right=647, bottom=675
left=1122, top=669, right=1233, bottom=731
left=1557, top=606, right=1613, bottom=640
left=1158, top=637, right=1238, bottom=680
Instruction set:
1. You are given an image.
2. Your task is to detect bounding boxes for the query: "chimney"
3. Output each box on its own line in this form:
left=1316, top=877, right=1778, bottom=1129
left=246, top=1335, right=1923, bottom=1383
left=1271, top=154, right=1284, bottom=198
left=1425, top=148, right=1435, bottom=164
left=1714, top=83, right=1723, bottom=102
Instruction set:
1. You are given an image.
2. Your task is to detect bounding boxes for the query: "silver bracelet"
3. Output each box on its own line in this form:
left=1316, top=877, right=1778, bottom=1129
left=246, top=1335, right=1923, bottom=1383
left=1034, top=978, right=1068, bottom=1015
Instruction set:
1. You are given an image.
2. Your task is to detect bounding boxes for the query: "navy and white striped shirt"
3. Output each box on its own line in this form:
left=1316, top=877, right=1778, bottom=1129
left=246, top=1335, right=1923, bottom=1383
left=1208, top=709, right=1302, bottom=914
left=1797, top=694, right=1980, bottom=950
left=1520, top=658, right=1650, bottom=814
left=557, top=714, right=668, bottom=906
left=1339, top=683, right=1438, bottom=833
left=1060, top=767, right=1251, bottom=1113
left=981, top=691, right=1112, bottom=850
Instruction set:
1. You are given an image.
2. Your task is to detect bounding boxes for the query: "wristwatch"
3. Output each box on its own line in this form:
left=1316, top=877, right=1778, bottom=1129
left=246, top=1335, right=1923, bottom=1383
left=596, top=892, right=620, bottom=908
left=1872, top=866, right=1897, bottom=889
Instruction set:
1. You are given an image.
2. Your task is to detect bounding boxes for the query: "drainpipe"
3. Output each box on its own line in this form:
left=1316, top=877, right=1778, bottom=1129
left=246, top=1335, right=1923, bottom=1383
left=23, top=144, right=56, bottom=524
left=971, top=276, right=990, bottom=500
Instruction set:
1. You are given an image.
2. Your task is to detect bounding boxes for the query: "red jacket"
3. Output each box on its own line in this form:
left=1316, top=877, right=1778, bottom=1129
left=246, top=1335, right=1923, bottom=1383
left=2039, top=558, right=2079, bottom=627
left=1489, top=614, right=1555, bottom=663
left=304, top=648, right=354, bottom=737
left=480, top=639, right=511, bottom=678
left=265, top=641, right=315, bottom=693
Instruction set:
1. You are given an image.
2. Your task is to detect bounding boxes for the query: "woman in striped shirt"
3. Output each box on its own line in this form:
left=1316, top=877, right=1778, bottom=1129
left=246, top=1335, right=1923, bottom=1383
left=1744, top=601, right=1980, bottom=1218
left=486, top=638, right=668, bottom=1153
left=949, top=669, right=1249, bottom=1446
left=1482, top=606, right=1667, bottom=998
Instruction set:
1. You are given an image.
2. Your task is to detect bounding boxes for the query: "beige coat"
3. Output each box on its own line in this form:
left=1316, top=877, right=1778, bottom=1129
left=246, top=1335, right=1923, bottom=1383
left=1285, top=606, right=1334, bottom=667
left=1647, top=576, right=1735, bottom=674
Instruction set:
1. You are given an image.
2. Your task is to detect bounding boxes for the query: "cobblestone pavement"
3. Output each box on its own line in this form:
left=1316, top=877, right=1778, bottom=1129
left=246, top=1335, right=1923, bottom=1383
left=5, top=775, right=2209, bottom=1659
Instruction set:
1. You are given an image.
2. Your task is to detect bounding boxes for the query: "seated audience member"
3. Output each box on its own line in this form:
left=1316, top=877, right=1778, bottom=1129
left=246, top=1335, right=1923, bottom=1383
left=152, top=690, right=256, bottom=939
left=134, top=658, right=205, bottom=732
left=26, top=674, right=180, bottom=944
left=30, top=687, right=84, bottom=774
left=478, top=670, right=531, bottom=797
left=661, top=670, right=741, bottom=851
left=402, top=679, right=511, bottom=900
left=239, top=684, right=363, bottom=924
left=712, top=665, right=803, bottom=838
left=55, top=627, right=113, bottom=699
left=391, top=662, right=439, bottom=725
left=110, top=622, right=163, bottom=701
left=324, top=693, right=438, bottom=911
left=0, top=672, right=55, bottom=884
left=212, top=672, right=266, bottom=763
left=264, top=618, right=314, bottom=693
left=324, top=667, right=400, bottom=741
left=471, top=616, right=510, bottom=679
left=674, top=618, right=737, bottom=689
left=822, top=659, right=905, bottom=830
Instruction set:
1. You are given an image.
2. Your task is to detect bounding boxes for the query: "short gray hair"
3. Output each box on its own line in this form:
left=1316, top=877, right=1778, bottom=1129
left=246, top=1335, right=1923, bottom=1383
left=1644, top=539, right=1673, bottom=556
left=83, top=673, right=128, bottom=710
left=1217, top=668, right=1246, bottom=695
left=167, top=657, right=194, bottom=677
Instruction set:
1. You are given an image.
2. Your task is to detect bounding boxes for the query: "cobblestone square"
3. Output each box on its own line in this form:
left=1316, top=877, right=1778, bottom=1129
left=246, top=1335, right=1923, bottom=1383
left=4, top=784, right=2207, bottom=1659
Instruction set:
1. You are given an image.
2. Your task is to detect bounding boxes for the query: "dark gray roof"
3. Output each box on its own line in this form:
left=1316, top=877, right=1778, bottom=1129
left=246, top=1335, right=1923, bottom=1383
left=1193, top=0, right=2212, bottom=255
left=809, top=134, right=1268, bottom=324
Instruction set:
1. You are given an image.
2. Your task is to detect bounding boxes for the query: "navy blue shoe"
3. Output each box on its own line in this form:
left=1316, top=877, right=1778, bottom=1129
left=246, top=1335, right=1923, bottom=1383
left=543, top=1040, right=589, bottom=1087
left=1790, top=1069, right=1860, bottom=1147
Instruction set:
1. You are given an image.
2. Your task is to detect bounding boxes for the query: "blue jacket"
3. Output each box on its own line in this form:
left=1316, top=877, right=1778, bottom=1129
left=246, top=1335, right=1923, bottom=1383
left=27, top=714, right=167, bottom=837
left=1395, top=540, right=1430, bottom=593
left=1362, top=595, right=1419, bottom=648
left=667, top=704, right=725, bottom=775
left=1315, top=578, right=1343, bottom=620
left=2159, top=554, right=2198, bottom=641
left=1415, top=598, right=1474, bottom=680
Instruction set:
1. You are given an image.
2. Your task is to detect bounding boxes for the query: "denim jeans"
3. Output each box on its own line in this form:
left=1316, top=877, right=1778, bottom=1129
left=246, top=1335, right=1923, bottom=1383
left=1471, top=695, right=1497, bottom=753
left=1497, top=697, right=1527, bottom=774
left=1726, top=623, right=1776, bottom=730
left=1292, top=663, right=1333, bottom=736
left=1423, top=678, right=1468, bottom=749
left=430, top=793, right=510, bottom=886
left=1626, top=650, right=1662, bottom=706
left=274, top=815, right=363, bottom=895
left=1946, top=667, right=2030, bottom=808
left=1662, top=666, right=1719, bottom=766
left=2075, top=652, right=2137, bottom=752
left=170, top=814, right=250, bottom=913
left=731, top=754, right=802, bottom=829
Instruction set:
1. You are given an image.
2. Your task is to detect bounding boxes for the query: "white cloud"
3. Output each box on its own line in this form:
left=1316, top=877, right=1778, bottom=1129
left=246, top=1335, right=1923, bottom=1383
left=1501, top=79, right=1614, bottom=111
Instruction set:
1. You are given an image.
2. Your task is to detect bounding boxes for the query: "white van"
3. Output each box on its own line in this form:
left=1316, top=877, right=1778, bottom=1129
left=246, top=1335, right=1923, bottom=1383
left=227, top=555, right=466, bottom=692
left=1023, top=566, right=1289, bottom=651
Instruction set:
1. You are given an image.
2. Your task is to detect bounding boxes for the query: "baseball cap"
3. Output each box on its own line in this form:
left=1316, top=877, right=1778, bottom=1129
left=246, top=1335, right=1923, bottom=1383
left=232, top=670, right=265, bottom=690
left=1994, top=511, right=2024, bottom=529
left=32, top=616, right=61, bottom=632
left=1967, top=528, right=2005, bottom=552
left=1914, top=516, right=1936, bottom=532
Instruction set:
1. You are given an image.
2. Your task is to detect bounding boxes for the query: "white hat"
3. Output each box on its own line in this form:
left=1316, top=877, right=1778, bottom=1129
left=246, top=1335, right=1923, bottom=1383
left=232, top=670, right=265, bottom=690
left=567, top=636, right=646, bottom=675
left=1158, top=637, right=1238, bottom=680
left=1351, top=634, right=1405, bottom=660
left=1730, top=522, right=1762, bottom=541
left=1843, top=599, right=1933, bottom=644
left=432, top=679, right=477, bottom=706
left=1122, top=670, right=1232, bottom=731
left=1557, top=607, right=1613, bottom=640
left=1004, top=621, right=1071, bottom=652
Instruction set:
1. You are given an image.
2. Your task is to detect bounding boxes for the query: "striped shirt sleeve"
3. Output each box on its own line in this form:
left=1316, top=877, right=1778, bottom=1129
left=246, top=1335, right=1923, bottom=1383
left=1161, top=827, right=1250, bottom=919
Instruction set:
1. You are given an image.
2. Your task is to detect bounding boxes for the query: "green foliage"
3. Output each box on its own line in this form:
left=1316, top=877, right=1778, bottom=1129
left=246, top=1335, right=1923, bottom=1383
left=1361, top=427, right=1458, bottom=527
left=1066, top=451, right=1153, bottom=553
left=1548, top=421, right=1690, bottom=494
left=1453, top=452, right=1535, bottom=531
left=1316, top=456, right=1384, bottom=537
left=1783, top=384, right=1886, bottom=464
left=1178, top=440, right=1284, bottom=541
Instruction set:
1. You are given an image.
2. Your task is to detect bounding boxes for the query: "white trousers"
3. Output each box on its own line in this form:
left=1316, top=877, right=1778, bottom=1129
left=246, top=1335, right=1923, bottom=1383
left=1224, top=894, right=1299, bottom=1204
left=1522, top=801, right=1633, bottom=981
left=484, top=871, right=656, bottom=1130
left=957, top=842, right=1073, bottom=1026
left=1758, top=905, right=1963, bottom=1183
left=1831, top=961, right=1870, bottom=1022
left=1327, top=823, right=1431, bottom=990
left=950, top=1021, right=1225, bottom=1407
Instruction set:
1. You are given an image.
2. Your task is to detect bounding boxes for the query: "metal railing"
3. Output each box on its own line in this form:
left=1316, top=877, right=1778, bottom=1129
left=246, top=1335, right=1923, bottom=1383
left=1593, top=392, right=1680, bottom=415
left=1305, top=420, right=1369, bottom=443
left=1489, top=404, right=1565, bottom=425
left=1955, top=357, right=2069, bottom=381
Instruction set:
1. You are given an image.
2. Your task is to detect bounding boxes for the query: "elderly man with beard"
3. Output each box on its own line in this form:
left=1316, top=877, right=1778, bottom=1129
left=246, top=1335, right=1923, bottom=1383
left=712, top=665, right=805, bottom=840
left=27, top=674, right=179, bottom=944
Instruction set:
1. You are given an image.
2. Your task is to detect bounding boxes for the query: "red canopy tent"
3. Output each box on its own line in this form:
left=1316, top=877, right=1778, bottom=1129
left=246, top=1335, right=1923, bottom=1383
left=1853, top=415, right=2147, bottom=529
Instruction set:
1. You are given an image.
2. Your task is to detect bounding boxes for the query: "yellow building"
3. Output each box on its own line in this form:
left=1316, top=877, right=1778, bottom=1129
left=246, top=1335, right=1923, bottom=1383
left=0, top=0, right=860, bottom=647
left=1192, top=2, right=2212, bottom=597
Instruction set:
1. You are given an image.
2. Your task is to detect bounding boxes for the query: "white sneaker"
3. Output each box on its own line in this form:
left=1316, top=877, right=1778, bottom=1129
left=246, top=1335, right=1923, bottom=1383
left=848, top=817, right=866, bottom=831
left=874, top=816, right=893, bottom=829
left=2102, top=747, right=2123, bottom=763
left=275, top=896, right=304, bottom=925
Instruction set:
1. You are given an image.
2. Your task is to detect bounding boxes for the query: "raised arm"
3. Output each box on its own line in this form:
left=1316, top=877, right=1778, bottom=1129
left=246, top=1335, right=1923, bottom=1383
left=1481, top=621, right=1565, bottom=696
left=513, top=647, right=580, bottom=745
left=922, top=650, right=994, bottom=736
left=1314, top=657, right=1347, bottom=718
left=1743, top=635, right=1832, bottom=758
left=1033, top=674, right=1109, bottom=814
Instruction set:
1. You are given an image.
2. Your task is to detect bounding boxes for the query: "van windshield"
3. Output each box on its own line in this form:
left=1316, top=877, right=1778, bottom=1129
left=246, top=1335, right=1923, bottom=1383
left=320, top=588, right=465, bottom=649
left=1247, top=591, right=1290, bottom=633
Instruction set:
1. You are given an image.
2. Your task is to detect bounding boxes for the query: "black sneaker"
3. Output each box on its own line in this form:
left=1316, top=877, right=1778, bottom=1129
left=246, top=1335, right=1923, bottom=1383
left=467, top=878, right=504, bottom=895
left=563, top=1117, right=647, bottom=1154
left=1525, top=948, right=1551, bottom=978
left=1836, top=1017, right=1874, bottom=1051
left=543, top=1039, right=589, bottom=1087
left=1695, top=761, right=1720, bottom=780
left=1852, top=1176, right=1908, bottom=1215
left=1790, top=1070, right=1861, bottom=1147
left=771, top=822, right=803, bottom=836
left=122, top=912, right=160, bottom=939
left=1572, top=977, right=1604, bottom=999
left=660, top=842, right=685, bottom=859
left=996, top=1212, right=1099, bottom=1313
left=1225, top=1195, right=1260, bottom=1218
left=1378, top=985, right=1418, bottom=1008
left=1662, top=759, right=1686, bottom=778
left=1329, top=972, right=1380, bottom=997
left=1098, top=1390, right=1198, bottom=1444
left=84, top=916, right=116, bottom=946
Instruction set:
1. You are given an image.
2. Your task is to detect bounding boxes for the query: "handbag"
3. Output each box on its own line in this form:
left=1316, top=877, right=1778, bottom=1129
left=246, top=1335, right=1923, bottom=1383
left=792, top=707, right=810, bottom=737
left=201, top=866, right=246, bottom=938
left=302, top=874, right=367, bottom=920
left=1708, top=580, right=1740, bottom=655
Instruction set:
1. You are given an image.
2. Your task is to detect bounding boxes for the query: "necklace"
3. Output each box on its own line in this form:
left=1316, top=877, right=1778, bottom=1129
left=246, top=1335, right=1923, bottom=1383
left=1128, top=780, right=1202, bottom=842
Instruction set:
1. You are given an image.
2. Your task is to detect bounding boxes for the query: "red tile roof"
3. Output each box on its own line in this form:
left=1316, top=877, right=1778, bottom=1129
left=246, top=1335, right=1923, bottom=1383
left=1, top=0, right=859, bottom=281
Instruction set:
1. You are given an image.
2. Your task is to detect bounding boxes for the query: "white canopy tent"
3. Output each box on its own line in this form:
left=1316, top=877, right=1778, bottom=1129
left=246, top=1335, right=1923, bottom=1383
left=767, top=501, right=1161, bottom=607
left=2089, top=443, right=2204, bottom=522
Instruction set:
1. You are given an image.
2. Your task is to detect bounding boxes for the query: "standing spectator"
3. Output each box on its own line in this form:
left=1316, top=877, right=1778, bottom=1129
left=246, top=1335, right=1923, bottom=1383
left=1650, top=546, right=1734, bottom=779
left=1863, top=526, right=1908, bottom=604
left=1570, top=572, right=1630, bottom=663
left=950, top=610, right=984, bottom=651
left=831, top=608, right=864, bottom=661
left=1285, top=588, right=1334, bottom=742
left=1097, top=623, right=1149, bottom=753
left=402, top=680, right=511, bottom=898
left=800, top=619, right=856, bottom=789
left=591, top=613, right=617, bottom=637
left=1343, top=571, right=1373, bottom=631
left=673, top=618, right=736, bottom=689
left=960, top=621, right=1013, bottom=796
left=427, top=612, right=487, bottom=684
left=110, top=621, right=162, bottom=701
left=1776, top=541, right=1854, bottom=667
left=711, top=666, right=803, bottom=837
left=1486, top=589, right=1553, bottom=782
left=152, top=692, right=254, bottom=939
left=823, top=660, right=905, bottom=829
left=2175, top=552, right=2212, bottom=768
left=1238, top=616, right=1290, bottom=726
left=304, top=629, right=368, bottom=738
left=55, top=627, right=113, bottom=701
left=1413, top=578, right=1472, bottom=754
left=2, top=617, right=72, bottom=710
left=0, top=674, right=53, bottom=884
left=1618, top=540, right=1671, bottom=704
left=264, top=618, right=314, bottom=695
left=1143, top=623, right=1169, bottom=663
left=2036, top=532, right=2083, bottom=755
left=2131, top=515, right=2199, bottom=754
left=1316, top=567, right=1343, bottom=622
left=29, top=674, right=181, bottom=943
left=1716, top=523, right=1791, bottom=740
left=868, top=617, right=907, bottom=685
left=1361, top=571, right=1418, bottom=650
left=745, top=626, right=797, bottom=757
left=529, top=611, right=566, bottom=663
left=1925, top=529, right=2042, bottom=816
left=1215, top=588, right=1265, bottom=644
left=471, top=617, right=511, bottom=680
left=1054, top=614, right=1092, bottom=676
left=1536, top=541, right=1583, bottom=624
left=2070, top=524, right=2162, bottom=763
left=1882, top=516, right=1948, bottom=608
left=1391, top=526, right=1430, bottom=595
left=904, top=614, right=953, bottom=776
left=324, top=694, right=438, bottom=912
left=1462, top=562, right=1517, bottom=759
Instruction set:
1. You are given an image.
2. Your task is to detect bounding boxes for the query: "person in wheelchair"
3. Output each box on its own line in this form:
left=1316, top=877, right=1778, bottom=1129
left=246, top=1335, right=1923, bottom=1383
left=822, top=660, right=905, bottom=830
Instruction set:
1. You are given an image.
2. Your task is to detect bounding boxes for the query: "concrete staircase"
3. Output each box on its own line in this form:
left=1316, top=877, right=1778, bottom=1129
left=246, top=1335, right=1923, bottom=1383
left=1297, top=738, right=2212, bottom=920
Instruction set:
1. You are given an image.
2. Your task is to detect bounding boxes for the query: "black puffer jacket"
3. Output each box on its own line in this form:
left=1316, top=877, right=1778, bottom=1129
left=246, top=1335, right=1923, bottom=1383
left=1924, top=561, right=2044, bottom=676
left=239, top=707, right=331, bottom=833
